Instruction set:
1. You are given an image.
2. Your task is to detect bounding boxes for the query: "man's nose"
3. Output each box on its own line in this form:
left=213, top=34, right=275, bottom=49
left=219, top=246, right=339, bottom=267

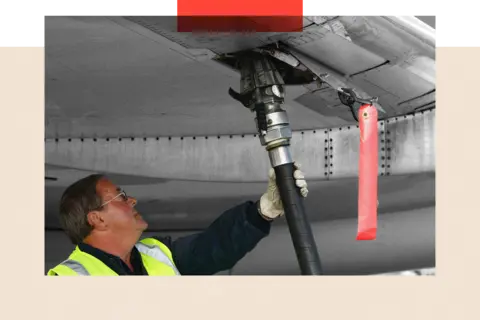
left=128, top=197, right=137, bottom=207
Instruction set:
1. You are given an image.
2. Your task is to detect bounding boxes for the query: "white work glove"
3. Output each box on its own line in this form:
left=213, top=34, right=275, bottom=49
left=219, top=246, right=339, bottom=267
left=258, top=162, right=308, bottom=221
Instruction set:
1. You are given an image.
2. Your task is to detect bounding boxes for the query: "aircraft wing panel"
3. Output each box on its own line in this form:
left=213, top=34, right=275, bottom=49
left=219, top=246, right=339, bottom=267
left=274, top=28, right=387, bottom=76
left=123, top=16, right=435, bottom=120
left=356, top=63, right=434, bottom=100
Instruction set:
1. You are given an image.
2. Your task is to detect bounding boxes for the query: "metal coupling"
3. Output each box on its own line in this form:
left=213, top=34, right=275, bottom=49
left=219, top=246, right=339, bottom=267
left=256, top=105, right=292, bottom=148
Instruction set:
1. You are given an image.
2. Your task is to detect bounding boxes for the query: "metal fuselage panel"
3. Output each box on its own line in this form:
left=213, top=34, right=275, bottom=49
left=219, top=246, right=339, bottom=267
left=45, top=109, right=434, bottom=182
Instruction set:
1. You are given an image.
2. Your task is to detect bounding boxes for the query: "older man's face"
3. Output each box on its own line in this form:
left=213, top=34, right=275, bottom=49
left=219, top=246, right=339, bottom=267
left=93, top=178, right=148, bottom=237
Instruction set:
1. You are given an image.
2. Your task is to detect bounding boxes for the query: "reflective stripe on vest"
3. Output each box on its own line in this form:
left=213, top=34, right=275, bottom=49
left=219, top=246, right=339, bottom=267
left=135, top=242, right=180, bottom=275
left=61, top=259, right=90, bottom=275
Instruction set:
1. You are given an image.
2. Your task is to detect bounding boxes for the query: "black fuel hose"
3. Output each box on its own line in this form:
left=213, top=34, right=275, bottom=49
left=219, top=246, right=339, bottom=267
left=274, top=162, right=323, bottom=275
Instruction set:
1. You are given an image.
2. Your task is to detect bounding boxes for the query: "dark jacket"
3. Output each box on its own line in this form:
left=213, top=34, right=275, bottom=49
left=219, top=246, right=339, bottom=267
left=76, top=200, right=271, bottom=275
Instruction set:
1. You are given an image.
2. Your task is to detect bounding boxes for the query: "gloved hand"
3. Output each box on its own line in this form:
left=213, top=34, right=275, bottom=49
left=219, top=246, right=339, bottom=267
left=258, top=162, right=308, bottom=221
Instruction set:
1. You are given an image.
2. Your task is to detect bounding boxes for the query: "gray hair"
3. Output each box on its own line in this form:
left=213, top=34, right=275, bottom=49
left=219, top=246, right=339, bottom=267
left=59, top=174, right=106, bottom=244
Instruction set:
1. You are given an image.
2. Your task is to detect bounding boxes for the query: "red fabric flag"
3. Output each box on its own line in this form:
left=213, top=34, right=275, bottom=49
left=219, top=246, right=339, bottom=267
left=357, top=104, right=378, bottom=240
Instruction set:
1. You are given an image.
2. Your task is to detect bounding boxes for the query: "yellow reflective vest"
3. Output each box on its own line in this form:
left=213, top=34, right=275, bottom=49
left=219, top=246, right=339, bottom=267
left=47, top=237, right=180, bottom=276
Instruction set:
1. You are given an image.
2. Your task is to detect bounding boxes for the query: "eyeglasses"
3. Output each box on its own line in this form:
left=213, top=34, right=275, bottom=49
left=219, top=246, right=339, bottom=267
left=99, top=190, right=129, bottom=208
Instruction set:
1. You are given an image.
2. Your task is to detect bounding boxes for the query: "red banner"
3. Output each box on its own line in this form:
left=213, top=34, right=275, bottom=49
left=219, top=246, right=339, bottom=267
left=177, top=0, right=303, bottom=32
left=177, top=0, right=303, bottom=15
left=357, top=104, right=378, bottom=240
left=302, top=0, right=480, bottom=5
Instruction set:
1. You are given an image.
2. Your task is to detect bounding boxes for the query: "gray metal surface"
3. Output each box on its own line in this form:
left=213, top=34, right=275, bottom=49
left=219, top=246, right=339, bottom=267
left=278, top=24, right=387, bottom=76
left=388, top=110, right=435, bottom=175
left=350, top=64, right=435, bottom=107
left=336, top=16, right=435, bottom=63
left=45, top=109, right=435, bottom=182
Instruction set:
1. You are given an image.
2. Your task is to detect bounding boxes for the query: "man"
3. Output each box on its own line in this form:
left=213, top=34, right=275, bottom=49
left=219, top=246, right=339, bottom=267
left=47, top=163, right=308, bottom=276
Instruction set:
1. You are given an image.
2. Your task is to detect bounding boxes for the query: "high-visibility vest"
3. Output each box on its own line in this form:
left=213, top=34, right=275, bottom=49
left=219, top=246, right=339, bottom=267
left=47, top=237, right=181, bottom=276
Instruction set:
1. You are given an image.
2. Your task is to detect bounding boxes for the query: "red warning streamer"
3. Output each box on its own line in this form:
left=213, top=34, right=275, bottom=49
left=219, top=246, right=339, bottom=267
left=357, top=104, right=378, bottom=240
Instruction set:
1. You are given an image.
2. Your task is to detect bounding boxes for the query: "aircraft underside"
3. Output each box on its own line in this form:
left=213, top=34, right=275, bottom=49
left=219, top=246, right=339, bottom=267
left=45, top=16, right=436, bottom=275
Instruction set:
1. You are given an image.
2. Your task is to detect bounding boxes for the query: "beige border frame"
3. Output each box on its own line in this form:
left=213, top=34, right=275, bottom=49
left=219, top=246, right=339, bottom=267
left=1, top=46, right=477, bottom=318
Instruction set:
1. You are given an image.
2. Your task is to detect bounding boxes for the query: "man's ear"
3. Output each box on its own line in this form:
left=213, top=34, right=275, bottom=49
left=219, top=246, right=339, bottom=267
left=87, top=210, right=108, bottom=231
